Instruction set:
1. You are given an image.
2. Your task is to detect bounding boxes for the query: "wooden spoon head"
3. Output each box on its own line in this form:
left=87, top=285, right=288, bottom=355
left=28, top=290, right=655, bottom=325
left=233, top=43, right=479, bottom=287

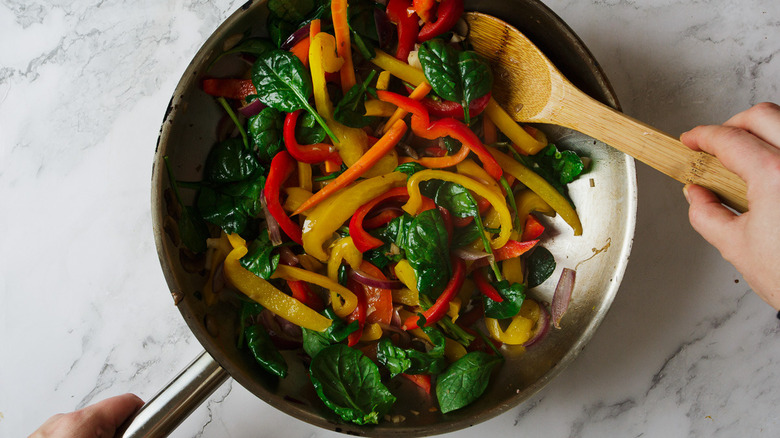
left=466, top=12, right=559, bottom=122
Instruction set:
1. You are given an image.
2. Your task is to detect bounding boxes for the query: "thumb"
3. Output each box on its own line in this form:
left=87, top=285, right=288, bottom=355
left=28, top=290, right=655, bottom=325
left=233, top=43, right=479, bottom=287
left=684, top=184, right=741, bottom=251
left=80, top=393, right=144, bottom=436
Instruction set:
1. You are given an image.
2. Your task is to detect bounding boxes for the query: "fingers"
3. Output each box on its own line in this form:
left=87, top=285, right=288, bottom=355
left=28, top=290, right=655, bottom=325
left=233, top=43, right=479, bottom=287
left=680, top=124, right=778, bottom=183
left=724, top=102, right=780, bottom=148
left=684, top=184, right=741, bottom=255
left=80, top=393, right=144, bottom=434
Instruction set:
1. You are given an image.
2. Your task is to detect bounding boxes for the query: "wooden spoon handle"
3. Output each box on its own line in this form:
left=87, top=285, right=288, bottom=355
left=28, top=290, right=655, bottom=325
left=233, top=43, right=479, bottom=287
left=553, top=89, right=748, bottom=213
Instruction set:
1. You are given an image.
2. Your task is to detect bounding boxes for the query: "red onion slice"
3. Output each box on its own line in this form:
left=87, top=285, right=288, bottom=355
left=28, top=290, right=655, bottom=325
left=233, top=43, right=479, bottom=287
left=281, top=23, right=311, bottom=50
left=278, top=246, right=299, bottom=266
left=453, top=247, right=495, bottom=264
left=237, top=98, right=265, bottom=118
left=349, top=269, right=403, bottom=289
left=261, top=195, right=283, bottom=246
left=522, top=303, right=550, bottom=347
left=551, top=268, right=576, bottom=329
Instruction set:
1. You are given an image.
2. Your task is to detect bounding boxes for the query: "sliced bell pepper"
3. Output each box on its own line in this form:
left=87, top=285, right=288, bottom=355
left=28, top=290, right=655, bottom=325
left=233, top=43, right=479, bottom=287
left=289, top=36, right=311, bottom=67
left=297, top=161, right=312, bottom=192
left=327, top=236, right=363, bottom=282
left=370, top=49, right=428, bottom=86
left=521, top=214, right=545, bottom=241
left=202, top=78, right=256, bottom=100
left=403, top=256, right=466, bottom=329
left=283, top=110, right=339, bottom=163
left=386, top=0, right=420, bottom=62
left=487, top=147, right=583, bottom=235
left=472, top=268, right=504, bottom=302
left=485, top=314, right=533, bottom=345
left=282, top=187, right=313, bottom=213
left=412, top=0, right=437, bottom=22
left=420, top=92, right=491, bottom=120
left=382, top=82, right=432, bottom=135
left=417, top=0, right=463, bottom=42
left=224, top=246, right=332, bottom=331
left=293, top=120, right=409, bottom=215
left=472, top=240, right=538, bottom=269
left=271, top=264, right=358, bottom=318
left=376, top=90, right=503, bottom=180
left=484, top=98, right=546, bottom=155
left=331, top=0, right=356, bottom=93
left=359, top=261, right=394, bottom=325
left=401, top=373, right=432, bottom=395
left=350, top=187, right=410, bottom=252
left=264, top=151, right=303, bottom=244
left=346, top=278, right=367, bottom=346
left=403, top=169, right=513, bottom=249
left=287, top=279, right=324, bottom=311
left=301, top=172, right=408, bottom=262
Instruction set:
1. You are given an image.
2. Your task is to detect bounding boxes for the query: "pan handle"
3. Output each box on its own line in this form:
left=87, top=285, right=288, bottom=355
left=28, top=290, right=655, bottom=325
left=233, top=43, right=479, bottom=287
left=119, top=350, right=230, bottom=437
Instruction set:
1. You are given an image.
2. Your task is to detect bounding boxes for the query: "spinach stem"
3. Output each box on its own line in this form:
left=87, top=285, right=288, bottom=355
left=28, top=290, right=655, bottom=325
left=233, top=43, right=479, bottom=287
left=500, top=176, right=521, bottom=231
left=216, top=97, right=249, bottom=150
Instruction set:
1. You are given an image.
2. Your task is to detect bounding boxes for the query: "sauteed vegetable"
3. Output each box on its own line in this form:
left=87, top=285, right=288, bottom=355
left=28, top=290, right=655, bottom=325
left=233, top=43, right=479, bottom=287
left=167, top=0, right=588, bottom=425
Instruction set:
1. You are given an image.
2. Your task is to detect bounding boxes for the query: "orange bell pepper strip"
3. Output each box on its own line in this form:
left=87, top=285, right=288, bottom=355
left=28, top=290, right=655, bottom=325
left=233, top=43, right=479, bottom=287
left=293, top=119, right=408, bottom=215
left=290, top=36, right=311, bottom=67
left=331, top=0, right=356, bottom=93
left=412, top=0, right=437, bottom=22
left=359, top=261, right=394, bottom=325
left=401, top=373, right=432, bottom=394
left=346, top=278, right=367, bottom=347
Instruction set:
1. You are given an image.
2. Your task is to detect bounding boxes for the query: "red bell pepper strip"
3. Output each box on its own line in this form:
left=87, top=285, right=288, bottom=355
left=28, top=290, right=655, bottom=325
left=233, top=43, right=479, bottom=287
left=283, top=110, right=338, bottom=163
left=362, top=209, right=403, bottom=229
left=359, top=261, right=394, bottom=325
left=472, top=268, right=504, bottom=302
left=376, top=90, right=503, bottom=180
left=350, top=187, right=410, bottom=252
left=472, top=239, right=539, bottom=269
left=422, top=92, right=491, bottom=119
left=202, top=78, right=256, bottom=100
left=403, top=256, right=466, bottom=329
left=400, top=373, right=432, bottom=394
left=346, top=278, right=367, bottom=346
left=412, top=0, right=437, bottom=23
left=418, top=0, right=463, bottom=42
left=350, top=188, right=438, bottom=252
left=386, top=0, right=420, bottom=62
left=521, top=214, right=546, bottom=241
left=287, top=280, right=324, bottom=311
left=264, top=151, right=303, bottom=244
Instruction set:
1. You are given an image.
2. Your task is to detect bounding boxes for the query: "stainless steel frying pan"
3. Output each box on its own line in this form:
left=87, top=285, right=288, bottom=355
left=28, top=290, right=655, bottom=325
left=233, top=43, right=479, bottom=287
left=127, top=0, right=636, bottom=435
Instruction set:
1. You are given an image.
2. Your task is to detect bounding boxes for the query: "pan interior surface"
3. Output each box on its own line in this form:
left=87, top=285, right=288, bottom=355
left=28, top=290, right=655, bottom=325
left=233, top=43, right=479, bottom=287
left=151, top=0, right=637, bottom=435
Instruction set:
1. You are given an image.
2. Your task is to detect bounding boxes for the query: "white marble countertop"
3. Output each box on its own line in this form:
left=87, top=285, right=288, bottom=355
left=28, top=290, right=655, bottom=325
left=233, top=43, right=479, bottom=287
left=2, top=1, right=779, bottom=437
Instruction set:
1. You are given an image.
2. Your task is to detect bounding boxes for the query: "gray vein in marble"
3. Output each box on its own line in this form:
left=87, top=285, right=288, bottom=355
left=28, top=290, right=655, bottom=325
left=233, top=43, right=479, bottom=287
left=194, top=380, right=234, bottom=438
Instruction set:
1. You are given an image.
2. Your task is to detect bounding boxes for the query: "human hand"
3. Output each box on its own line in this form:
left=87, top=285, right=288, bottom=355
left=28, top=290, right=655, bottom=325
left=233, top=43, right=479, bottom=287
left=680, top=102, right=780, bottom=310
left=29, top=393, right=144, bottom=438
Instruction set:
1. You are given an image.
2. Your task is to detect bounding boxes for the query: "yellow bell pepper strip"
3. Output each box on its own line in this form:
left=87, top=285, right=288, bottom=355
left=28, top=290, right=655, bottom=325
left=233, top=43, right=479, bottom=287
left=394, top=259, right=419, bottom=294
left=402, top=256, right=466, bottom=330
left=392, top=287, right=419, bottom=306
left=360, top=323, right=383, bottom=342
left=293, top=119, right=409, bottom=215
left=403, top=169, right=513, bottom=249
left=283, top=187, right=313, bottom=213
left=515, top=188, right=556, bottom=219
left=382, top=81, right=432, bottom=134
left=224, top=246, right=332, bottom=332
left=501, top=249, right=524, bottom=285
left=331, top=0, right=356, bottom=93
left=301, top=172, right=407, bottom=261
left=376, top=71, right=391, bottom=90
left=297, top=254, right=325, bottom=272
left=487, top=147, right=583, bottom=235
left=297, top=161, right=312, bottom=192
left=455, top=159, right=503, bottom=199
left=226, top=232, right=246, bottom=249
left=370, top=49, right=427, bottom=85
left=327, top=236, right=363, bottom=282
left=484, top=98, right=546, bottom=155
left=364, top=99, right=397, bottom=117
left=272, top=264, right=358, bottom=318
left=485, top=314, right=534, bottom=345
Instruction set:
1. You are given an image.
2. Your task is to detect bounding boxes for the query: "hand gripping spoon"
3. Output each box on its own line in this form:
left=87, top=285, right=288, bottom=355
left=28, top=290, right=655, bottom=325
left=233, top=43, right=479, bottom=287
left=465, top=12, right=748, bottom=212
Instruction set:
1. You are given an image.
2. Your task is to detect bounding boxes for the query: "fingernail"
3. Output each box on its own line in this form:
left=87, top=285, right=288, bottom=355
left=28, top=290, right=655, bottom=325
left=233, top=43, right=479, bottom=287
left=683, top=184, right=691, bottom=204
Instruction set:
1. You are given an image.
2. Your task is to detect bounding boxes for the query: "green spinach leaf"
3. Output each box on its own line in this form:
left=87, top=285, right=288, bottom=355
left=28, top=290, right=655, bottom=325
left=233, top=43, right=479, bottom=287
left=295, top=110, right=327, bottom=144
left=526, top=246, right=556, bottom=288
left=203, top=138, right=262, bottom=183
left=401, top=209, right=451, bottom=297
left=210, top=37, right=275, bottom=69
left=309, top=344, right=397, bottom=425
left=393, top=162, right=427, bottom=178
left=239, top=229, right=280, bottom=279
left=483, top=280, right=526, bottom=319
left=302, top=307, right=359, bottom=358
left=377, top=316, right=447, bottom=377
left=248, top=107, right=284, bottom=163
left=251, top=49, right=336, bottom=142
left=334, top=71, right=377, bottom=128
left=163, top=156, right=209, bottom=253
left=245, top=325, right=288, bottom=378
left=196, top=170, right=265, bottom=235
left=417, top=39, right=493, bottom=124
left=436, top=351, right=502, bottom=413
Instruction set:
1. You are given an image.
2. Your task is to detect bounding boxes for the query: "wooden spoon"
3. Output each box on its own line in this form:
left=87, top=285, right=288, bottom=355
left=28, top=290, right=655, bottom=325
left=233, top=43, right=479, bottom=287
left=466, top=12, right=748, bottom=213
